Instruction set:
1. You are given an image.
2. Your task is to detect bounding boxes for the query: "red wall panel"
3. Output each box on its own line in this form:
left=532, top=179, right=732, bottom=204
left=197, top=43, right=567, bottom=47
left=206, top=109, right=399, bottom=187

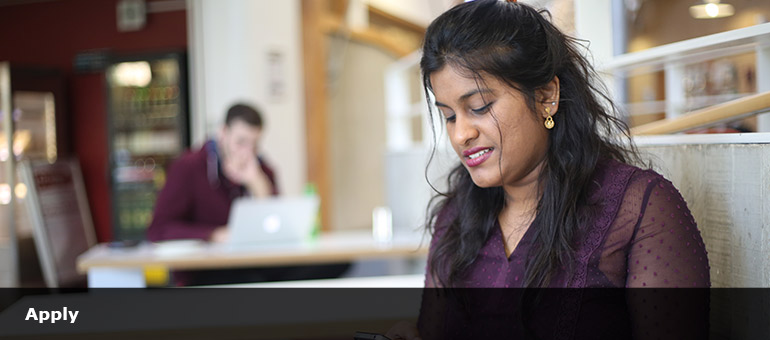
left=0, top=0, right=187, bottom=241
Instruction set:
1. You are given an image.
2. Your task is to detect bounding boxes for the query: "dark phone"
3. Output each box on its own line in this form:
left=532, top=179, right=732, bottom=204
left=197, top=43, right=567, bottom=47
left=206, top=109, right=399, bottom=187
left=353, top=331, right=391, bottom=340
left=107, top=240, right=140, bottom=249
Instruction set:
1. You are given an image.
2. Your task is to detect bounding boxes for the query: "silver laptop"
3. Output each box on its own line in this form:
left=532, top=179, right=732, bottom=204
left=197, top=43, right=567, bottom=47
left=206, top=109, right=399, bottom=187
left=226, top=195, right=320, bottom=248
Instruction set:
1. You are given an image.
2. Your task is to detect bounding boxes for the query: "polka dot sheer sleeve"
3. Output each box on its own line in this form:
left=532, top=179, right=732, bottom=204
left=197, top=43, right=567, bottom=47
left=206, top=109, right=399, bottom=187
left=620, top=171, right=711, bottom=339
left=624, top=172, right=710, bottom=288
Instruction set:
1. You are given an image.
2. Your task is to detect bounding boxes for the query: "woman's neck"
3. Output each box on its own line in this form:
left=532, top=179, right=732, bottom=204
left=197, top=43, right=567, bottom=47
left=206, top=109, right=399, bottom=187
left=501, top=158, right=545, bottom=217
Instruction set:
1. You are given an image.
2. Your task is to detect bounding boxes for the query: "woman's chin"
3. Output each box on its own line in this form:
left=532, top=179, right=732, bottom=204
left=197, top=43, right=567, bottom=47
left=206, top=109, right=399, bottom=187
left=469, top=176, right=500, bottom=189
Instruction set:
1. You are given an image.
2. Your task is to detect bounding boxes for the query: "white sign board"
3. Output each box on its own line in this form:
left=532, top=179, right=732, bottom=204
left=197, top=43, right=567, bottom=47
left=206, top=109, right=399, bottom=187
left=19, top=159, right=95, bottom=288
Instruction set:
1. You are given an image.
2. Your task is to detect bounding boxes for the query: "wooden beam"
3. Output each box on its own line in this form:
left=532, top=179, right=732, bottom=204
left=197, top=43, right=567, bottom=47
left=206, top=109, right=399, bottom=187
left=301, top=1, right=425, bottom=230
left=323, top=15, right=415, bottom=58
left=302, top=0, right=332, bottom=231
left=631, top=91, right=770, bottom=135
left=347, top=28, right=414, bottom=58
left=367, top=5, right=425, bottom=35
left=328, top=0, right=349, bottom=19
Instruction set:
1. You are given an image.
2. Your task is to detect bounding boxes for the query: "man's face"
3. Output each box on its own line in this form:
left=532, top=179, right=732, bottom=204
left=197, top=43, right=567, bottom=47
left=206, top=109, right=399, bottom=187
left=219, top=119, right=262, bottom=161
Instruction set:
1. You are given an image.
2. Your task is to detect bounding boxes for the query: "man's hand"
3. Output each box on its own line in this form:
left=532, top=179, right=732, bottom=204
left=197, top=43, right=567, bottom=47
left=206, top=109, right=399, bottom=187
left=221, top=150, right=256, bottom=185
left=210, top=226, right=229, bottom=243
left=244, top=166, right=272, bottom=198
left=222, top=151, right=272, bottom=198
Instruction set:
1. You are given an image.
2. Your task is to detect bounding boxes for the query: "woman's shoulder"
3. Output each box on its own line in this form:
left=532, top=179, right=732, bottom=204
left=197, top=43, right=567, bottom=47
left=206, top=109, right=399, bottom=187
left=609, top=159, right=679, bottom=196
left=588, top=158, right=687, bottom=218
left=593, top=158, right=671, bottom=193
left=593, top=158, right=690, bottom=221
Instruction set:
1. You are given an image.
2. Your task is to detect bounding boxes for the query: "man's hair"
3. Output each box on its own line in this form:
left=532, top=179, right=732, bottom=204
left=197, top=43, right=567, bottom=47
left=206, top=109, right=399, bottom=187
left=225, top=103, right=264, bottom=128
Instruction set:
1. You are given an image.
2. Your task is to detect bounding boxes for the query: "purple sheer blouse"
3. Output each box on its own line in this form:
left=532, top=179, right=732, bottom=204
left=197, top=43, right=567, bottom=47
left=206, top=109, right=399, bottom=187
left=424, top=159, right=710, bottom=288
left=418, top=159, right=711, bottom=339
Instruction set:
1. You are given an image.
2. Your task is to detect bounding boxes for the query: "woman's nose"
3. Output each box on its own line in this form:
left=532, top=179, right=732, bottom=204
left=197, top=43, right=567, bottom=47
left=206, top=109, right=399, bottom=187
left=452, top=114, right=479, bottom=146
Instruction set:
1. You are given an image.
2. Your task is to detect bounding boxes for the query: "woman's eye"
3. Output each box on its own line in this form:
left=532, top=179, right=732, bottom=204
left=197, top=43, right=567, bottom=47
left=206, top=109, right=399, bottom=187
left=438, top=108, right=456, bottom=122
left=471, top=102, right=493, bottom=114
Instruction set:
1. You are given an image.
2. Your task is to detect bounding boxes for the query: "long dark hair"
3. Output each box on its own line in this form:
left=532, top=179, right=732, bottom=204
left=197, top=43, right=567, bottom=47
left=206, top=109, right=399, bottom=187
left=422, top=0, right=640, bottom=287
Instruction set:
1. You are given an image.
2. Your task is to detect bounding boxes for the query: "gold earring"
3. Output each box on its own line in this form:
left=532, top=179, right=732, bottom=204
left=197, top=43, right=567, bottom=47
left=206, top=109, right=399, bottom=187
left=544, top=107, right=554, bottom=129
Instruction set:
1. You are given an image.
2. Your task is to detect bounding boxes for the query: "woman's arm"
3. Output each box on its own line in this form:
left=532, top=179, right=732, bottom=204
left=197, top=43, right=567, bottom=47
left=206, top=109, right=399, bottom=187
left=626, top=175, right=710, bottom=288
left=625, top=173, right=710, bottom=339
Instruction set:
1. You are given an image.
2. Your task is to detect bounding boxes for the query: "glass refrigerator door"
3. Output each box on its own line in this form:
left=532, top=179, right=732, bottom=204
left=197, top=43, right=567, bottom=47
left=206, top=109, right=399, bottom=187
left=8, top=91, right=57, bottom=241
left=107, top=54, right=187, bottom=240
left=0, top=64, right=58, bottom=284
left=1, top=62, right=67, bottom=287
left=0, top=62, right=15, bottom=286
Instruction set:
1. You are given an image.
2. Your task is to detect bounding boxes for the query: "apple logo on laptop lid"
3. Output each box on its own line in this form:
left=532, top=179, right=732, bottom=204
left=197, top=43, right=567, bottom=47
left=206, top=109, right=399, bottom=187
left=263, top=214, right=282, bottom=234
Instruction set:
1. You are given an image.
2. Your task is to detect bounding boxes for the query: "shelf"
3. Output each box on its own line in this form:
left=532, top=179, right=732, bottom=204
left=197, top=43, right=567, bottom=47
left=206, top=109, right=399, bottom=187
left=603, top=22, right=770, bottom=130
left=634, top=132, right=770, bottom=146
left=604, top=23, right=770, bottom=72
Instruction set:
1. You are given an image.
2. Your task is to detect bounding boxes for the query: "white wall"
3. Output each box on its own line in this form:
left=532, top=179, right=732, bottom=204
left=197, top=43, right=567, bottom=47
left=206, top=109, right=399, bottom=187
left=574, top=0, right=614, bottom=67
left=328, top=39, right=394, bottom=230
left=573, top=0, right=619, bottom=109
left=368, top=0, right=452, bottom=27
left=187, top=0, right=306, bottom=195
left=636, top=135, right=770, bottom=287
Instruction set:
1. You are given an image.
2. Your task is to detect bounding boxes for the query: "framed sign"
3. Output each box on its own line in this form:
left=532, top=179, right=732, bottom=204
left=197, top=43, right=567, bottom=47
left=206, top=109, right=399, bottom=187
left=19, top=158, right=95, bottom=288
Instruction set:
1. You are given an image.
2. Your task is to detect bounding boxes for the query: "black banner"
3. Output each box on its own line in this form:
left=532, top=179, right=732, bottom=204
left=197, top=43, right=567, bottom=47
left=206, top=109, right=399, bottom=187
left=0, top=288, right=767, bottom=340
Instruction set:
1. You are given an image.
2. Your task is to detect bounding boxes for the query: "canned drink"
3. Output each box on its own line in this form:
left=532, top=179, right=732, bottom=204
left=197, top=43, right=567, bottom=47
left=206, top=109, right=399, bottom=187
left=372, top=206, right=393, bottom=244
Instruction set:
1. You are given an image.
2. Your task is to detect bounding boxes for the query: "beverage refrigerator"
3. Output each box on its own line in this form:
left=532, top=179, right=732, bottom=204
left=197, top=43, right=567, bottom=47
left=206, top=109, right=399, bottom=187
left=105, top=52, right=189, bottom=241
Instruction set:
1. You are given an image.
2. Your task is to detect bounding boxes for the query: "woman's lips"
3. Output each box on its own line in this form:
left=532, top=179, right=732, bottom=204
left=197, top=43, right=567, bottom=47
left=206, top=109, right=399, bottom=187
left=464, top=147, right=493, bottom=167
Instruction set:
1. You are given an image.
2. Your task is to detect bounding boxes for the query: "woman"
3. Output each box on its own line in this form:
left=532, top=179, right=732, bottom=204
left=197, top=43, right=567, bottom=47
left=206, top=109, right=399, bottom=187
left=388, top=0, right=710, bottom=339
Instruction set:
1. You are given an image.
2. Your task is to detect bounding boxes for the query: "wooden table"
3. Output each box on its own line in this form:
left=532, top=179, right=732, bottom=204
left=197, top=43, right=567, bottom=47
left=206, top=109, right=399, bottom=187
left=77, top=230, right=428, bottom=288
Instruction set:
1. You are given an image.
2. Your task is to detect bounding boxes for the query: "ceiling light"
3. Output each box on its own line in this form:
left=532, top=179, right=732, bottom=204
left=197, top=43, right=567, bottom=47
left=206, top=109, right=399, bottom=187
left=690, top=0, right=735, bottom=19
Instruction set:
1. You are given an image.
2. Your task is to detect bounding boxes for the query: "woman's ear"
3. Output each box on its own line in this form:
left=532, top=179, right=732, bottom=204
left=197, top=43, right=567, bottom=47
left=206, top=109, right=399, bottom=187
left=537, top=76, right=560, bottom=118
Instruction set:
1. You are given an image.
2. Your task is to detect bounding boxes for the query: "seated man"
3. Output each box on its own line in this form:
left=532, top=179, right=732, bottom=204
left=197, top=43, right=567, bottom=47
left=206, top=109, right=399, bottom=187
left=147, top=103, right=348, bottom=285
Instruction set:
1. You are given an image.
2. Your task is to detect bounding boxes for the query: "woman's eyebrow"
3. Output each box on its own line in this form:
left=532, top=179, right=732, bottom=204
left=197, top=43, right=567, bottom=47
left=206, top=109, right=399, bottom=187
left=434, top=88, right=494, bottom=107
left=460, top=88, right=493, bottom=101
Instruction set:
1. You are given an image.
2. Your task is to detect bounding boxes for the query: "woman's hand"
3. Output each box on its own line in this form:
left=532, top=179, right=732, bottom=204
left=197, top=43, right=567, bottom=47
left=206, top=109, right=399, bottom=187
left=385, top=320, right=421, bottom=340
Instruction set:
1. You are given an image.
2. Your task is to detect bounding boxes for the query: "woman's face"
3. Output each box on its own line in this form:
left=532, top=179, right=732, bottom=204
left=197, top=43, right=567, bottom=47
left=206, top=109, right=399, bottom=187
left=430, top=64, right=555, bottom=190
